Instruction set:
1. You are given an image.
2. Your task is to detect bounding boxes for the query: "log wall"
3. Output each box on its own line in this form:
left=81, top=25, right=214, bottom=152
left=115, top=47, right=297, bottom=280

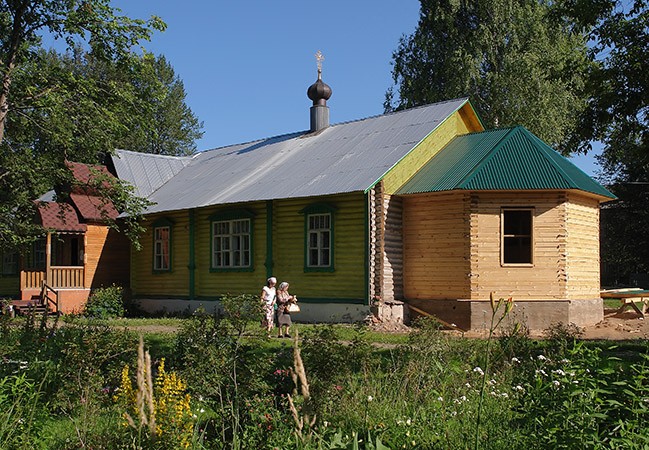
left=468, top=192, right=567, bottom=300
left=402, top=191, right=471, bottom=299
left=564, top=193, right=601, bottom=299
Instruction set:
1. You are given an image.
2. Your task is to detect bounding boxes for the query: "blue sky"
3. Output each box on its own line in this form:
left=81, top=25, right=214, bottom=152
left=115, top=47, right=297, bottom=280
left=94, top=1, right=600, bottom=176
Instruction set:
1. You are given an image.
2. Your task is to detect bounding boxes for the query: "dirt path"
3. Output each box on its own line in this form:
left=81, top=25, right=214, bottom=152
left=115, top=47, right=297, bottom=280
left=115, top=307, right=649, bottom=341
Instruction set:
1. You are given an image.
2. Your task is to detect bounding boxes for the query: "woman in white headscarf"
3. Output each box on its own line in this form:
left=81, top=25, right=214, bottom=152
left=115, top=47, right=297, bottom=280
left=260, top=277, right=277, bottom=337
left=276, top=281, right=297, bottom=338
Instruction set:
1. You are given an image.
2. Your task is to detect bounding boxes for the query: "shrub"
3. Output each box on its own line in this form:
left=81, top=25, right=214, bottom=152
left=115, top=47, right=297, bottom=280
left=85, top=285, right=125, bottom=319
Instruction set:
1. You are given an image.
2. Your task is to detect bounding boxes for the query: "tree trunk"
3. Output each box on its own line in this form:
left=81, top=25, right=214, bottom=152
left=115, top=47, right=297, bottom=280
left=0, top=0, right=28, bottom=144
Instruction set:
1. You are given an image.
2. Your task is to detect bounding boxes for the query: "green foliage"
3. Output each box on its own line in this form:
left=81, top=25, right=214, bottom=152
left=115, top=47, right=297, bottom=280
left=85, top=284, right=125, bottom=319
left=515, top=342, right=649, bottom=448
left=0, top=1, right=168, bottom=250
left=0, top=313, right=648, bottom=449
left=0, top=374, right=44, bottom=449
left=386, top=0, right=591, bottom=149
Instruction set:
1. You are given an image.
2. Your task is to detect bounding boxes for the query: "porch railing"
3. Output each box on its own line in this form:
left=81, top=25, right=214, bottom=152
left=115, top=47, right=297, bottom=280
left=41, top=282, right=59, bottom=314
left=48, top=266, right=85, bottom=288
left=21, top=266, right=85, bottom=290
left=21, top=270, right=45, bottom=290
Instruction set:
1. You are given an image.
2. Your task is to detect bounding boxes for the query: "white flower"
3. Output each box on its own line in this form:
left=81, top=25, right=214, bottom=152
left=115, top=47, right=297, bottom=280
left=465, top=382, right=472, bottom=388
left=552, top=369, right=566, bottom=376
left=511, top=357, right=521, bottom=364
left=437, top=396, right=444, bottom=402
left=500, top=392, right=509, bottom=398
left=552, top=380, right=561, bottom=387
left=367, top=395, right=373, bottom=402
left=473, top=366, right=484, bottom=375
left=200, top=408, right=205, bottom=413
left=560, top=358, right=570, bottom=364
left=537, top=355, right=547, bottom=361
left=488, top=379, right=497, bottom=386
left=514, top=385, right=525, bottom=392
left=406, top=418, right=412, bottom=426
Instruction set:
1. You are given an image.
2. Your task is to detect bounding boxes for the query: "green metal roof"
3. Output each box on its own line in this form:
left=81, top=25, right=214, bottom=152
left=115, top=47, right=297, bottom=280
left=396, top=126, right=616, bottom=199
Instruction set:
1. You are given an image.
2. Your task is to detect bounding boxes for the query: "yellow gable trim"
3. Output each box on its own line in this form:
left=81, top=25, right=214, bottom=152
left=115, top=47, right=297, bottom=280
left=381, top=103, right=484, bottom=195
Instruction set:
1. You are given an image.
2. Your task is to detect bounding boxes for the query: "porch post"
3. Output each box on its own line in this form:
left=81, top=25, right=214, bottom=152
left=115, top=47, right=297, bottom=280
left=45, top=232, right=51, bottom=287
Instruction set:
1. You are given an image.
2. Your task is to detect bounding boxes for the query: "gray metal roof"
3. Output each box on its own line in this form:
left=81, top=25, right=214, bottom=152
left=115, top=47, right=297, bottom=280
left=111, top=150, right=194, bottom=198
left=112, top=98, right=470, bottom=214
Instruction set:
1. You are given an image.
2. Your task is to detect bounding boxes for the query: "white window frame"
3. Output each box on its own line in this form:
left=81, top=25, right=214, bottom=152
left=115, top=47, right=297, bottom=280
left=153, top=225, right=171, bottom=272
left=307, top=213, right=332, bottom=268
left=211, top=218, right=251, bottom=269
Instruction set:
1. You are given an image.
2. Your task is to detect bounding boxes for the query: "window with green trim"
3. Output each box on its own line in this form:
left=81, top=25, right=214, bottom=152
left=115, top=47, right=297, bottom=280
left=307, top=213, right=331, bottom=268
left=153, top=224, right=171, bottom=271
left=212, top=218, right=251, bottom=268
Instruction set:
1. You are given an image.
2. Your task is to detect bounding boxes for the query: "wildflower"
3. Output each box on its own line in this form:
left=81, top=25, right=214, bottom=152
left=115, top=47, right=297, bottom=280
left=560, top=358, right=570, bottom=364
left=552, top=380, right=561, bottom=387
left=406, top=418, right=411, bottom=426
left=473, top=366, right=484, bottom=376
left=367, top=395, right=373, bottom=402
left=437, top=396, right=444, bottom=402
left=465, top=382, right=472, bottom=388
left=537, top=355, right=547, bottom=361
left=511, top=357, right=521, bottom=364
left=514, top=385, right=525, bottom=392
left=500, top=392, right=509, bottom=398
left=488, top=379, right=496, bottom=386
left=552, top=369, right=566, bottom=376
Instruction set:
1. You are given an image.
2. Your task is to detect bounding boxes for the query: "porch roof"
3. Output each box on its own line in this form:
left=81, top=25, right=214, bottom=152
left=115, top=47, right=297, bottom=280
left=35, top=201, right=87, bottom=232
left=69, top=193, right=119, bottom=222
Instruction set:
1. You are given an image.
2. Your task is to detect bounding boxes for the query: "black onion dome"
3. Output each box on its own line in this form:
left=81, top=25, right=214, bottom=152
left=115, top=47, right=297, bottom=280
left=307, top=77, right=332, bottom=106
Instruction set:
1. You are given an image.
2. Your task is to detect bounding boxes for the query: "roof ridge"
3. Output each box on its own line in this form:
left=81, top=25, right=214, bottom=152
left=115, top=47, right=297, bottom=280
left=456, top=126, right=521, bottom=188
left=198, top=98, right=470, bottom=155
left=523, top=131, right=580, bottom=186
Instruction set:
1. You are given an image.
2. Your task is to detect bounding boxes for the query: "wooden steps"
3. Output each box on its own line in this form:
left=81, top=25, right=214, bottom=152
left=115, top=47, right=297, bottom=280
left=8, top=298, right=50, bottom=316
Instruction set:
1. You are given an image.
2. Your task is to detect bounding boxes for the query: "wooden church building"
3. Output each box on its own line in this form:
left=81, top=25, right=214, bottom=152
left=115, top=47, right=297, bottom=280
left=105, top=67, right=615, bottom=330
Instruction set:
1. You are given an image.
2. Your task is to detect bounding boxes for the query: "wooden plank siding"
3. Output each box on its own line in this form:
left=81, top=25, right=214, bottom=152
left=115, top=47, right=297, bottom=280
left=468, top=192, right=569, bottom=300
left=402, top=191, right=471, bottom=299
left=84, top=225, right=130, bottom=289
left=382, top=106, right=483, bottom=195
left=0, top=275, right=19, bottom=297
left=271, top=193, right=366, bottom=300
left=131, top=193, right=367, bottom=302
left=194, top=201, right=268, bottom=297
left=132, top=211, right=191, bottom=297
left=565, top=193, right=601, bottom=299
